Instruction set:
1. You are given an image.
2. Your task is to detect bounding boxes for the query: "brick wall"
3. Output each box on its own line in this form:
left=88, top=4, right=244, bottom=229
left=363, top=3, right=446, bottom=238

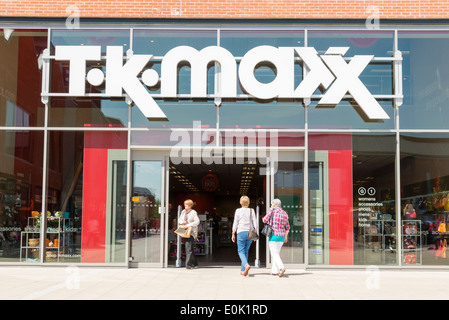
left=0, top=0, right=448, bottom=19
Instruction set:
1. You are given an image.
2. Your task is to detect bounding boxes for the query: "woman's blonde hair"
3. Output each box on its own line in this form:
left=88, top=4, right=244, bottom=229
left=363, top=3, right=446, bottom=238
left=184, top=199, right=194, bottom=207
left=240, top=196, right=250, bottom=208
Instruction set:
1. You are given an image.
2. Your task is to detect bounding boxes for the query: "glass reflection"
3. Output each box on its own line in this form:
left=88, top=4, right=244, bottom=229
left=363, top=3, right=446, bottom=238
left=220, top=30, right=305, bottom=130
left=401, top=133, right=449, bottom=266
left=131, top=161, right=162, bottom=264
left=308, top=30, right=394, bottom=56
left=399, top=31, right=449, bottom=129
left=309, top=133, right=396, bottom=265
left=274, top=162, right=304, bottom=265
left=220, top=30, right=304, bottom=56
left=0, top=131, right=44, bottom=262
left=50, top=29, right=130, bottom=54
left=132, top=30, right=218, bottom=128
left=0, top=29, right=47, bottom=127
left=133, top=29, right=217, bottom=55
left=308, top=100, right=395, bottom=130
left=49, top=98, right=129, bottom=127
left=46, top=130, right=128, bottom=263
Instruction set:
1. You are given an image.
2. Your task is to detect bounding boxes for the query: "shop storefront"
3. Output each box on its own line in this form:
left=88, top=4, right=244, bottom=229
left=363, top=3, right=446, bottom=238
left=1, top=23, right=449, bottom=268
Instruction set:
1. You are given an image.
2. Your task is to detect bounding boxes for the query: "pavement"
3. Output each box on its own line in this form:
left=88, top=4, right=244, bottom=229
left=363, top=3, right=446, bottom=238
left=1, top=265, right=448, bottom=302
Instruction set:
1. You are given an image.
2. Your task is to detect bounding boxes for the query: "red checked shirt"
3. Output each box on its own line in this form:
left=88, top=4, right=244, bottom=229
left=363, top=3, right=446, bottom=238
left=262, top=207, right=290, bottom=237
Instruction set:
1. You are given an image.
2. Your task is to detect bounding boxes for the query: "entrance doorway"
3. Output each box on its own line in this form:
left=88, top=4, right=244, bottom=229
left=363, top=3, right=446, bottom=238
left=167, top=158, right=267, bottom=267
left=128, top=150, right=305, bottom=268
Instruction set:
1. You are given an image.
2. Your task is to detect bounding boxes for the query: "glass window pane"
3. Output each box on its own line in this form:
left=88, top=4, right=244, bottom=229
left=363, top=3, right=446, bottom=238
left=131, top=128, right=215, bottom=148
left=220, top=101, right=305, bottom=130
left=220, top=30, right=305, bottom=130
left=307, top=30, right=394, bottom=56
left=49, top=98, right=129, bottom=127
left=131, top=160, right=162, bottom=263
left=49, top=30, right=131, bottom=127
left=401, top=133, right=449, bottom=266
left=399, top=31, right=449, bottom=129
left=353, top=133, right=396, bottom=266
left=308, top=100, right=395, bottom=130
left=274, top=162, right=304, bottom=265
left=46, top=130, right=128, bottom=263
left=0, top=130, right=44, bottom=262
left=307, top=30, right=395, bottom=129
left=132, top=29, right=218, bottom=128
left=220, top=30, right=304, bottom=56
left=131, top=102, right=217, bottom=129
left=50, top=29, right=130, bottom=55
left=0, top=29, right=47, bottom=127
left=133, top=29, right=217, bottom=55
left=309, top=133, right=396, bottom=266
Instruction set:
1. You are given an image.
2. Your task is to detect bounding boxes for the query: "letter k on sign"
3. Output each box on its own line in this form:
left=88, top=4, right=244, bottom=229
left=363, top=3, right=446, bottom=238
left=105, top=46, right=167, bottom=121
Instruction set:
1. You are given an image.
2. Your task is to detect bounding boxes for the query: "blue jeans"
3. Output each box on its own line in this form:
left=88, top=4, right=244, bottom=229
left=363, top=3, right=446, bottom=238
left=237, top=231, right=253, bottom=271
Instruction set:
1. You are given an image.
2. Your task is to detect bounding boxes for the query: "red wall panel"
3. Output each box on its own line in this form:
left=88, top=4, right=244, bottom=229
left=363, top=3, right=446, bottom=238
left=310, top=134, right=353, bottom=265
left=328, top=150, right=353, bottom=265
left=81, top=130, right=126, bottom=263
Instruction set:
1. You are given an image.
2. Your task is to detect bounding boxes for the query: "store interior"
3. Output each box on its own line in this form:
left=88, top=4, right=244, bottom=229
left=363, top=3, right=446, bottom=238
left=167, top=158, right=267, bottom=267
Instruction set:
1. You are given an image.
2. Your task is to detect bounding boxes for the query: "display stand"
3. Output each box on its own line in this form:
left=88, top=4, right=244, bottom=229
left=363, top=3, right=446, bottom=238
left=363, top=219, right=397, bottom=265
left=20, top=216, right=73, bottom=262
left=218, top=219, right=231, bottom=247
left=402, top=220, right=422, bottom=265
left=194, top=215, right=207, bottom=256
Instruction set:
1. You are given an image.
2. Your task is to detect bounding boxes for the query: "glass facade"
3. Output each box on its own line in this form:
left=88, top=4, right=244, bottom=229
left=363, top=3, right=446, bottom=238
left=0, top=24, right=447, bottom=268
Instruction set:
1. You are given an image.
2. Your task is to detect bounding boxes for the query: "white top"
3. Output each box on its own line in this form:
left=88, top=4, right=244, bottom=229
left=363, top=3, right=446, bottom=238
left=232, top=208, right=257, bottom=234
left=179, top=209, right=200, bottom=239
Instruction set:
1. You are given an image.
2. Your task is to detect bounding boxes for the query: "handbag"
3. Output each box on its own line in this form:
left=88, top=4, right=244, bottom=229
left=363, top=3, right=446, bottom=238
left=174, top=226, right=192, bottom=238
left=444, top=194, right=449, bottom=211
left=247, top=209, right=259, bottom=241
left=261, top=210, right=274, bottom=237
left=405, top=254, right=416, bottom=264
left=438, top=218, right=446, bottom=232
left=404, top=204, right=416, bottom=219
left=368, top=224, right=378, bottom=234
left=406, top=209, right=416, bottom=219
left=443, top=239, right=447, bottom=259
left=436, top=240, right=444, bottom=259
left=404, top=224, right=417, bottom=235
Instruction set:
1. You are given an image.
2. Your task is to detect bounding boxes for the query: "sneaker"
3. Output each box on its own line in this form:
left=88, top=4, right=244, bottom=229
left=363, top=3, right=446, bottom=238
left=243, top=264, right=251, bottom=276
left=279, top=268, right=286, bottom=277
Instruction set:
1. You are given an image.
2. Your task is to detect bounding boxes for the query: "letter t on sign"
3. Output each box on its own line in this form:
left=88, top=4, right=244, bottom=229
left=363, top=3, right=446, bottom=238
left=54, top=46, right=101, bottom=96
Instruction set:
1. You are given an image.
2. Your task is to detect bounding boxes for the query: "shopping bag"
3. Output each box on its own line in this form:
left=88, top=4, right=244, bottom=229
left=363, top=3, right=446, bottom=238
left=174, top=226, right=192, bottom=238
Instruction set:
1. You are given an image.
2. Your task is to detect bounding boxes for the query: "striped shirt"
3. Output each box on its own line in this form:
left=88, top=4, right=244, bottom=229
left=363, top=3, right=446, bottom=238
left=262, top=207, right=290, bottom=237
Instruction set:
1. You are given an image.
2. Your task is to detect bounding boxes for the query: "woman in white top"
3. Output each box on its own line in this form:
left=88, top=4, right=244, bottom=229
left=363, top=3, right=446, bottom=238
left=179, top=199, right=200, bottom=269
left=231, top=196, right=257, bottom=276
